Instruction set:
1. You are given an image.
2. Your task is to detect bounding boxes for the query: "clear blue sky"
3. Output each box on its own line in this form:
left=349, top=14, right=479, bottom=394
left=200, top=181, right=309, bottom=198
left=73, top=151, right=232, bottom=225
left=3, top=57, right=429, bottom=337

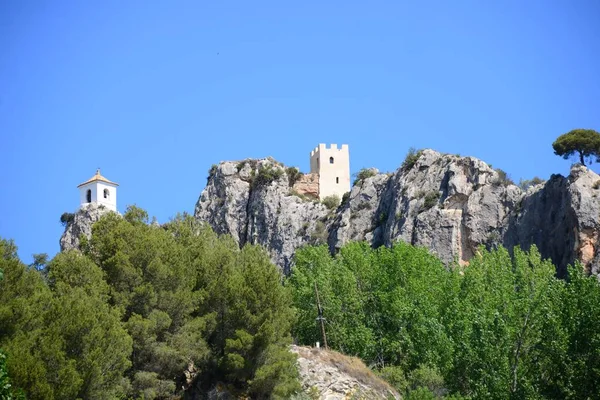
left=1, top=1, right=599, bottom=263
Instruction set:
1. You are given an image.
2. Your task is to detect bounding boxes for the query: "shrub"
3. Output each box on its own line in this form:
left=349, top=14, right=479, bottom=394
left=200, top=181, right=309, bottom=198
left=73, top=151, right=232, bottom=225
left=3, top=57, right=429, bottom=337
left=286, top=167, right=304, bottom=187
left=593, top=180, right=600, bottom=190
left=518, top=176, right=544, bottom=191
left=322, top=195, right=341, bottom=210
left=353, top=168, right=377, bottom=185
left=207, top=164, right=218, bottom=183
left=236, top=161, right=247, bottom=172
left=493, top=168, right=514, bottom=186
left=253, top=164, right=284, bottom=188
left=402, top=147, right=423, bottom=171
left=60, top=212, right=75, bottom=226
left=422, top=192, right=440, bottom=211
left=341, top=191, right=351, bottom=205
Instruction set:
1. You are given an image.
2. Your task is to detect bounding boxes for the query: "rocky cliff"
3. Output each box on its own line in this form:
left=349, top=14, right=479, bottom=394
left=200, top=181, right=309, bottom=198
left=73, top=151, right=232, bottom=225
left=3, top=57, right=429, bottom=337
left=60, top=203, right=115, bottom=251
left=195, top=150, right=600, bottom=277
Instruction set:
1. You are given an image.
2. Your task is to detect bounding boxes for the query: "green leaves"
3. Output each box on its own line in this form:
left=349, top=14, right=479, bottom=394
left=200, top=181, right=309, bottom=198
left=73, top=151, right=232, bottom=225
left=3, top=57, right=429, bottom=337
left=0, top=209, right=300, bottom=399
left=289, top=242, right=600, bottom=399
left=552, top=128, right=600, bottom=165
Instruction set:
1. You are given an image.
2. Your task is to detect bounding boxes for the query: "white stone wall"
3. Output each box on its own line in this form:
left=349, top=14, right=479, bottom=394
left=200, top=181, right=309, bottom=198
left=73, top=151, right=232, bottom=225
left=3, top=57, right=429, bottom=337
left=79, top=182, right=117, bottom=211
left=310, top=143, right=350, bottom=200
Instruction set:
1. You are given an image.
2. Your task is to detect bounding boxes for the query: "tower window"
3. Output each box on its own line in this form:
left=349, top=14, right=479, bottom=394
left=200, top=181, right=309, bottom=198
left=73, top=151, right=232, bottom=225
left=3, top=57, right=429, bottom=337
left=329, top=157, right=334, bottom=164
left=336, top=177, right=339, bottom=184
left=104, top=189, right=109, bottom=199
left=86, top=189, right=92, bottom=203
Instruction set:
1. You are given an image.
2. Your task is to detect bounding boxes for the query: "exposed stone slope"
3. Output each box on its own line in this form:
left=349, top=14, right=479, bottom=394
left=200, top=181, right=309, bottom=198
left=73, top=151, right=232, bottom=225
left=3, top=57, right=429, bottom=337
left=60, top=203, right=115, bottom=251
left=291, top=345, right=400, bottom=400
left=195, top=150, right=600, bottom=276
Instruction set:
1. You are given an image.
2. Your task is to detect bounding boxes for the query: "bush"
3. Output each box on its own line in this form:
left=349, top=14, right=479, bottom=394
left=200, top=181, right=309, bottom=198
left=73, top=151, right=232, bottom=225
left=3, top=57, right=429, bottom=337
left=207, top=164, right=218, bottom=183
left=60, top=212, right=75, bottom=226
left=341, top=191, right=351, bottom=205
left=286, top=167, right=304, bottom=187
left=594, top=180, right=600, bottom=190
left=322, top=195, right=341, bottom=210
left=518, top=176, right=544, bottom=191
left=402, top=147, right=423, bottom=171
left=236, top=161, right=247, bottom=172
left=493, top=168, right=514, bottom=186
left=422, top=192, right=440, bottom=211
left=253, top=164, right=285, bottom=188
left=353, top=168, right=377, bottom=185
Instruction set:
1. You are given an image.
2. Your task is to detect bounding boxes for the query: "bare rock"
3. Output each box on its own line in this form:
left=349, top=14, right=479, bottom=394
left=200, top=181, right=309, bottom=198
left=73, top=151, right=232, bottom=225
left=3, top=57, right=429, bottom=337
left=194, top=150, right=600, bottom=277
left=291, top=345, right=400, bottom=400
left=60, top=203, right=116, bottom=251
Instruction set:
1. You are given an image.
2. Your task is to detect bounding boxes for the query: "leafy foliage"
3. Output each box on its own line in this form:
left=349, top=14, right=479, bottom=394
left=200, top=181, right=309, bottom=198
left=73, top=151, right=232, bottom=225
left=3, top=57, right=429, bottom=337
left=402, top=147, right=423, bottom=171
left=493, top=168, right=514, bottom=186
left=0, top=350, right=25, bottom=400
left=59, top=212, right=75, bottom=227
left=421, top=192, right=440, bottom=211
left=321, top=195, right=340, bottom=210
left=353, top=168, right=377, bottom=185
left=552, top=128, right=600, bottom=165
left=518, top=176, right=544, bottom=191
left=0, top=208, right=299, bottom=399
left=289, top=242, right=600, bottom=399
left=286, top=166, right=304, bottom=187
left=252, top=164, right=285, bottom=188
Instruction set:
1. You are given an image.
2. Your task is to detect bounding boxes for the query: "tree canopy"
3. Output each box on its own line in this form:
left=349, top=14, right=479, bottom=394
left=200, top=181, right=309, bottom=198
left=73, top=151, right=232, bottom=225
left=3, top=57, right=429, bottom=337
left=0, top=207, right=299, bottom=400
left=288, top=242, right=600, bottom=399
left=552, top=128, right=600, bottom=165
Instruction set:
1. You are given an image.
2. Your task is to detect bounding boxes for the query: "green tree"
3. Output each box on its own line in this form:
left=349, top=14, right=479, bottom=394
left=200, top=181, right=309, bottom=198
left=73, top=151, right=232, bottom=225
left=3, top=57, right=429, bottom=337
left=552, top=128, right=600, bottom=165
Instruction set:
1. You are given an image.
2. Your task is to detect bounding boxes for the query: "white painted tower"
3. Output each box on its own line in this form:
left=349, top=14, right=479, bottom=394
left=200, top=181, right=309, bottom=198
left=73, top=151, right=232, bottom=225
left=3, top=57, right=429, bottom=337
left=77, top=169, right=118, bottom=211
left=310, top=143, right=350, bottom=199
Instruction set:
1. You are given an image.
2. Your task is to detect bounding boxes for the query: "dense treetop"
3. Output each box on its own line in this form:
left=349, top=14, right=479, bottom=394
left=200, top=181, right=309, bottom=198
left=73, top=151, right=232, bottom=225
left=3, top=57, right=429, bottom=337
left=552, top=128, right=600, bottom=166
left=0, top=207, right=299, bottom=400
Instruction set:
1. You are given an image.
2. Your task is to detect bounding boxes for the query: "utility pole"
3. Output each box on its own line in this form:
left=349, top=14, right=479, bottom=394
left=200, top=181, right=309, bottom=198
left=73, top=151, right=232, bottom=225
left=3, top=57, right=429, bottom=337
left=314, top=281, right=328, bottom=350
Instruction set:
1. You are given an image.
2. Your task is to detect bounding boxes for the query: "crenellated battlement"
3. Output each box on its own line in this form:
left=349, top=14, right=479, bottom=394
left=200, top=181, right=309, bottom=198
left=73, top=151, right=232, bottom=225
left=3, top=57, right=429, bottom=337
left=310, top=143, right=349, bottom=157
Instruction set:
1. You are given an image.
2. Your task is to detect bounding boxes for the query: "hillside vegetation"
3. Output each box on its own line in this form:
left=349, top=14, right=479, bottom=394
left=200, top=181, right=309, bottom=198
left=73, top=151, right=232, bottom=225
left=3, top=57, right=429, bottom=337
left=289, top=242, right=600, bottom=399
left=0, top=207, right=299, bottom=400
left=2, top=206, right=600, bottom=399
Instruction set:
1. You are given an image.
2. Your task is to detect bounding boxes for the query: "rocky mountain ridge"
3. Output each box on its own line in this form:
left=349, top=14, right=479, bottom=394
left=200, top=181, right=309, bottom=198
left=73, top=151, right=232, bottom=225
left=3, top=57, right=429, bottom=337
left=194, top=150, right=600, bottom=277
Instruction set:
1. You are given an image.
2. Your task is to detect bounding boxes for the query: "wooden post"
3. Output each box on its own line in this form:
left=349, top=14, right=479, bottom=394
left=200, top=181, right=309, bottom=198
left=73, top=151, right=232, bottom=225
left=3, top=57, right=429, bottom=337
left=314, top=281, right=328, bottom=350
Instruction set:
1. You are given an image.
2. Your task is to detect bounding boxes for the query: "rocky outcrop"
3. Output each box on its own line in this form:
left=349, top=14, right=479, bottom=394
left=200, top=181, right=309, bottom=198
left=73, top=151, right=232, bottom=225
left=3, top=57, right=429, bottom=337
left=291, top=345, right=400, bottom=400
left=60, top=203, right=115, bottom=251
left=292, top=172, right=319, bottom=198
left=194, top=150, right=600, bottom=277
left=195, top=158, right=330, bottom=274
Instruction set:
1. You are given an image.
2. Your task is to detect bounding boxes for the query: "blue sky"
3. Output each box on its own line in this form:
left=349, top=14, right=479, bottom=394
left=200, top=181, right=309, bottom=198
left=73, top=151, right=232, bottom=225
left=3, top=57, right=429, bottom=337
left=1, top=1, right=599, bottom=263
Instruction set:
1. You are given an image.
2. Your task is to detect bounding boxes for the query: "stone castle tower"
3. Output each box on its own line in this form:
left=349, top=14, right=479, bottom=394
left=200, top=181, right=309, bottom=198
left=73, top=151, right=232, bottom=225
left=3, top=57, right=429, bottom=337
left=77, top=169, right=118, bottom=211
left=310, top=143, right=350, bottom=199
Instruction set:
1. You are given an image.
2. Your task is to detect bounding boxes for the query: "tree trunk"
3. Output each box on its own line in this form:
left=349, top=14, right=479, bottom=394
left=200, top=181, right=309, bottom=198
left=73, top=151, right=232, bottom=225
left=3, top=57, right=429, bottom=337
left=580, top=151, right=586, bottom=165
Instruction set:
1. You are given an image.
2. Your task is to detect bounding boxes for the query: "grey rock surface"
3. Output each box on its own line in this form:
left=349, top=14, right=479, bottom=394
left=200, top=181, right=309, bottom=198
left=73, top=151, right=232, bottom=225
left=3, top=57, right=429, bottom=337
left=291, top=345, right=400, bottom=400
left=59, top=203, right=115, bottom=251
left=194, top=151, right=600, bottom=276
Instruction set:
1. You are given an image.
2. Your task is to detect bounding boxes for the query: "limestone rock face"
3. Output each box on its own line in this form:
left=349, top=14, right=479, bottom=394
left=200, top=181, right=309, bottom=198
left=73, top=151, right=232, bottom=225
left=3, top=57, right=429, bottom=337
left=293, top=172, right=319, bottom=198
left=195, top=150, right=600, bottom=277
left=195, top=158, right=330, bottom=274
left=60, top=203, right=115, bottom=251
left=505, top=165, right=600, bottom=277
left=291, top=345, right=400, bottom=400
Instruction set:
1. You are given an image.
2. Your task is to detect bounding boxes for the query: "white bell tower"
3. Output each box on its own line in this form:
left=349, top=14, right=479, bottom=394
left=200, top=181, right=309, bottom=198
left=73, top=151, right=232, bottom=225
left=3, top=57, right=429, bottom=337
left=77, top=169, right=118, bottom=211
